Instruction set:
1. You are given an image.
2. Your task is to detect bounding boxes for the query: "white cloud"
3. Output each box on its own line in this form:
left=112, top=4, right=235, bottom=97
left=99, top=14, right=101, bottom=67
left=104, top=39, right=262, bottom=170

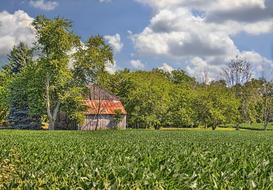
left=240, top=51, right=273, bottom=79
left=184, top=52, right=273, bottom=82
left=159, top=63, right=174, bottom=73
left=0, top=10, right=35, bottom=57
left=131, top=8, right=238, bottom=58
left=29, top=0, right=58, bottom=11
left=133, top=0, right=273, bottom=80
left=105, top=60, right=118, bottom=74
left=104, top=34, right=123, bottom=53
left=130, top=59, right=145, bottom=69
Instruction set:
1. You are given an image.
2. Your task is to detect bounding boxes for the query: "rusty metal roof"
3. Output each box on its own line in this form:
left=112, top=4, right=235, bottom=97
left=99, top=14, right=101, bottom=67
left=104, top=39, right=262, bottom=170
left=84, top=100, right=127, bottom=115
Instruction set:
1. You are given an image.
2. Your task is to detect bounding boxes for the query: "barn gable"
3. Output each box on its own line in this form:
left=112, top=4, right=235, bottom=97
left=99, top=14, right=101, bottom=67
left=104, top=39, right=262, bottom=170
left=87, top=84, right=120, bottom=101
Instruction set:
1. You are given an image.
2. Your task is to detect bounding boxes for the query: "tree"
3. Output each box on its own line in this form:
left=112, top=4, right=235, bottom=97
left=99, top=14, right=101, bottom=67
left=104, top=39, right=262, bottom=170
left=72, top=36, right=113, bottom=130
left=113, top=109, right=123, bottom=129
left=257, top=78, right=273, bottom=130
left=33, top=16, right=82, bottom=130
left=165, top=85, right=195, bottom=128
left=101, top=70, right=171, bottom=129
left=7, top=42, right=32, bottom=74
left=193, top=83, right=240, bottom=130
left=223, top=56, right=253, bottom=129
left=223, top=55, right=252, bottom=87
left=5, top=43, right=41, bottom=129
left=73, top=35, right=113, bottom=86
left=170, top=69, right=196, bottom=86
left=0, top=70, right=10, bottom=126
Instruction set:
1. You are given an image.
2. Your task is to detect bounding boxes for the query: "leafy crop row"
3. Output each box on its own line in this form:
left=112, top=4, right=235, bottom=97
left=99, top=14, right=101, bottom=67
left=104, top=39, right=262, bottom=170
left=1, top=130, right=273, bottom=189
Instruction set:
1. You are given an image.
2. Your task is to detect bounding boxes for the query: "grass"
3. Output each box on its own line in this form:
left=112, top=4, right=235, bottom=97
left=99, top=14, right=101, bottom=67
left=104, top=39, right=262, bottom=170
left=161, top=127, right=237, bottom=131
left=239, top=123, right=273, bottom=130
left=1, top=130, right=273, bottom=189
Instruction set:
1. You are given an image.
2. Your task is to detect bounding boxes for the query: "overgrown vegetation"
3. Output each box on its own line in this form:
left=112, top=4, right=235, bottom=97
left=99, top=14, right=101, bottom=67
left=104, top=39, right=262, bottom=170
left=1, top=130, right=273, bottom=189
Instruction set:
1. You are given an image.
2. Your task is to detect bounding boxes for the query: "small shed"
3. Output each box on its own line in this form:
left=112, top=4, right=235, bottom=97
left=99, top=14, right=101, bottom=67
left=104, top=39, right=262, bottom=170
left=81, top=84, right=127, bottom=130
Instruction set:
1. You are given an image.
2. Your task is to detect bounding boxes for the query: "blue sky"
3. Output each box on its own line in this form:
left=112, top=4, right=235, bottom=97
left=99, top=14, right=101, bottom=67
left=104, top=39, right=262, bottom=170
left=0, top=0, right=273, bottom=80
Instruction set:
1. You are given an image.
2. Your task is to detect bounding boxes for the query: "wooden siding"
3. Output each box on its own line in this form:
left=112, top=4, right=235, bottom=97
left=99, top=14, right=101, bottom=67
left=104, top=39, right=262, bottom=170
left=81, top=115, right=126, bottom=130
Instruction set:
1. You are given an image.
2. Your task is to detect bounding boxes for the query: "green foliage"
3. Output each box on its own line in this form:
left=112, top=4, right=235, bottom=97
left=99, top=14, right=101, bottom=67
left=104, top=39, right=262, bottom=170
left=33, top=16, right=80, bottom=59
left=6, top=42, right=33, bottom=74
left=2, top=130, right=273, bottom=189
left=32, top=16, right=86, bottom=129
left=73, top=35, right=114, bottom=85
left=0, top=16, right=114, bottom=129
left=0, top=15, right=271, bottom=130
left=165, top=85, right=196, bottom=128
left=193, top=83, right=240, bottom=129
left=4, top=43, right=42, bottom=129
left=0, top=70, right=10, bottom=125
left=60, top=86, right=85, bottom=125
left=123, top=71, right=171, bottom=129
left=113, top=109, right=123, bottom=129
left=8, top=73, right=41, bottom=129
left=100, top=70, right=241, bottom=129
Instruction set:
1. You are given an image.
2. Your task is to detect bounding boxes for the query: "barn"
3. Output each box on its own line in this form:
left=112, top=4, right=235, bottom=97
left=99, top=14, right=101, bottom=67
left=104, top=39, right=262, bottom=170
left=81, top=84, right=127, bottom=130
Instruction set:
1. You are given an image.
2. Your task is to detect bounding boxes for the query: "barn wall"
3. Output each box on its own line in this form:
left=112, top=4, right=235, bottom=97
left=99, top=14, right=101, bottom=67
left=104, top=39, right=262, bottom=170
left=81, top=115, right=126, bottom=130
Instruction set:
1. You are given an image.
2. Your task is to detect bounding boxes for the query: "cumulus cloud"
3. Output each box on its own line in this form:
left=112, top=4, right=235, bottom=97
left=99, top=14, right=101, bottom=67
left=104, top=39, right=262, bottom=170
left=104, top=34, right=123, bottom=53
left=133, top=0, right=273, bottom=80
left=105, top=60, right=118, bottom=74
left=206, top=0, right=273, bottom=23
left=130, top=59, right=145, bottom=69
left=0, top=10, right=35, bottom=57
left=184, top=52, right=273, bottom=82
left=29, top=0, right=58, bottom=11
left=159, top=63, right=174, bottom=73
left=131, top=8, right=238, bottom=58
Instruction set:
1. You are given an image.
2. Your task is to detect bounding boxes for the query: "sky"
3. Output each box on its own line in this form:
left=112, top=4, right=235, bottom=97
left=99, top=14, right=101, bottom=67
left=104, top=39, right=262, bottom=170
left=0, top=0, right=273, bottom=81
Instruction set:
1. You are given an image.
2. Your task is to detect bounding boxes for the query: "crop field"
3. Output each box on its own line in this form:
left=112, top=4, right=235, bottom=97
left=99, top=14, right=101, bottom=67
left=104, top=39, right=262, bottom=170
left=1, top=130, right=273, bottom=189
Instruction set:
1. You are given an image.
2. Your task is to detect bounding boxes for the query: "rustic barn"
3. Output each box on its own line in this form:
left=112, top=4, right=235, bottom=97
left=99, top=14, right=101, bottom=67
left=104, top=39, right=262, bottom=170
left=81, top=84, right=127, bottom=130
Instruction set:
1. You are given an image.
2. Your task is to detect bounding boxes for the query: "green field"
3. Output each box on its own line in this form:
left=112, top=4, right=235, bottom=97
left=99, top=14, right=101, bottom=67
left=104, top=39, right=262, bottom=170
left=1, top=130, right=273, bottom=189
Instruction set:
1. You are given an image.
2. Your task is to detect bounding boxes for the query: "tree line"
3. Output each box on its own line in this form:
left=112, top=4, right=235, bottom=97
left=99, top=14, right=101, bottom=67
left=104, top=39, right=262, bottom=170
left=0, top=16, right=272, bottom=130
left=98, top=57, right=273, bottom=130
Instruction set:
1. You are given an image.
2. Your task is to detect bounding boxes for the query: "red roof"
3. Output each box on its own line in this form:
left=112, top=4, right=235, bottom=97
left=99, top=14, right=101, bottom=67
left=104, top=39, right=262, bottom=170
left=84, top=100, right=127, bottom=115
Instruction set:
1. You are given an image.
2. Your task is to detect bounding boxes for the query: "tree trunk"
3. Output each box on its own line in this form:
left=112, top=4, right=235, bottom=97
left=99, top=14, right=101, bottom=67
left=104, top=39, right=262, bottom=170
left=235, top=123, right=240, bottom=130
left=46, top=75, right=60, bottom=130
left=48, top=120, right=54, bottom=130
left=263, top=84, right=269, bottom=131
left=95, top=88, right=102, bottom=131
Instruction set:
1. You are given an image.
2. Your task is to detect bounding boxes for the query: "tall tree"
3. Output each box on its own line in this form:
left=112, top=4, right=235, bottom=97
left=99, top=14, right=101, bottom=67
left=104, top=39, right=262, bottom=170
left=223, top=56, right=253, bottom=129
left=72, top=36, right=113, bottom=130
left=258, top=79, right=273, bottom=130
left=5, top=43, right=41, bottom=129
left=73, top=35, right=113, bottom=86
left=223, top=55, right=252, bottom=87
left=33, top=16, right=81, bottom=130
left=7, top=42, right=32, bottom=74
left=193, top=82, right=240, bottom=130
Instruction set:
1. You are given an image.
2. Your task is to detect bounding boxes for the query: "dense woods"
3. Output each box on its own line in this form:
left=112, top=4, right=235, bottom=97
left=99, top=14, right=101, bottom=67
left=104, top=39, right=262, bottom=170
left=0, top=16, right=272, bottom=130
